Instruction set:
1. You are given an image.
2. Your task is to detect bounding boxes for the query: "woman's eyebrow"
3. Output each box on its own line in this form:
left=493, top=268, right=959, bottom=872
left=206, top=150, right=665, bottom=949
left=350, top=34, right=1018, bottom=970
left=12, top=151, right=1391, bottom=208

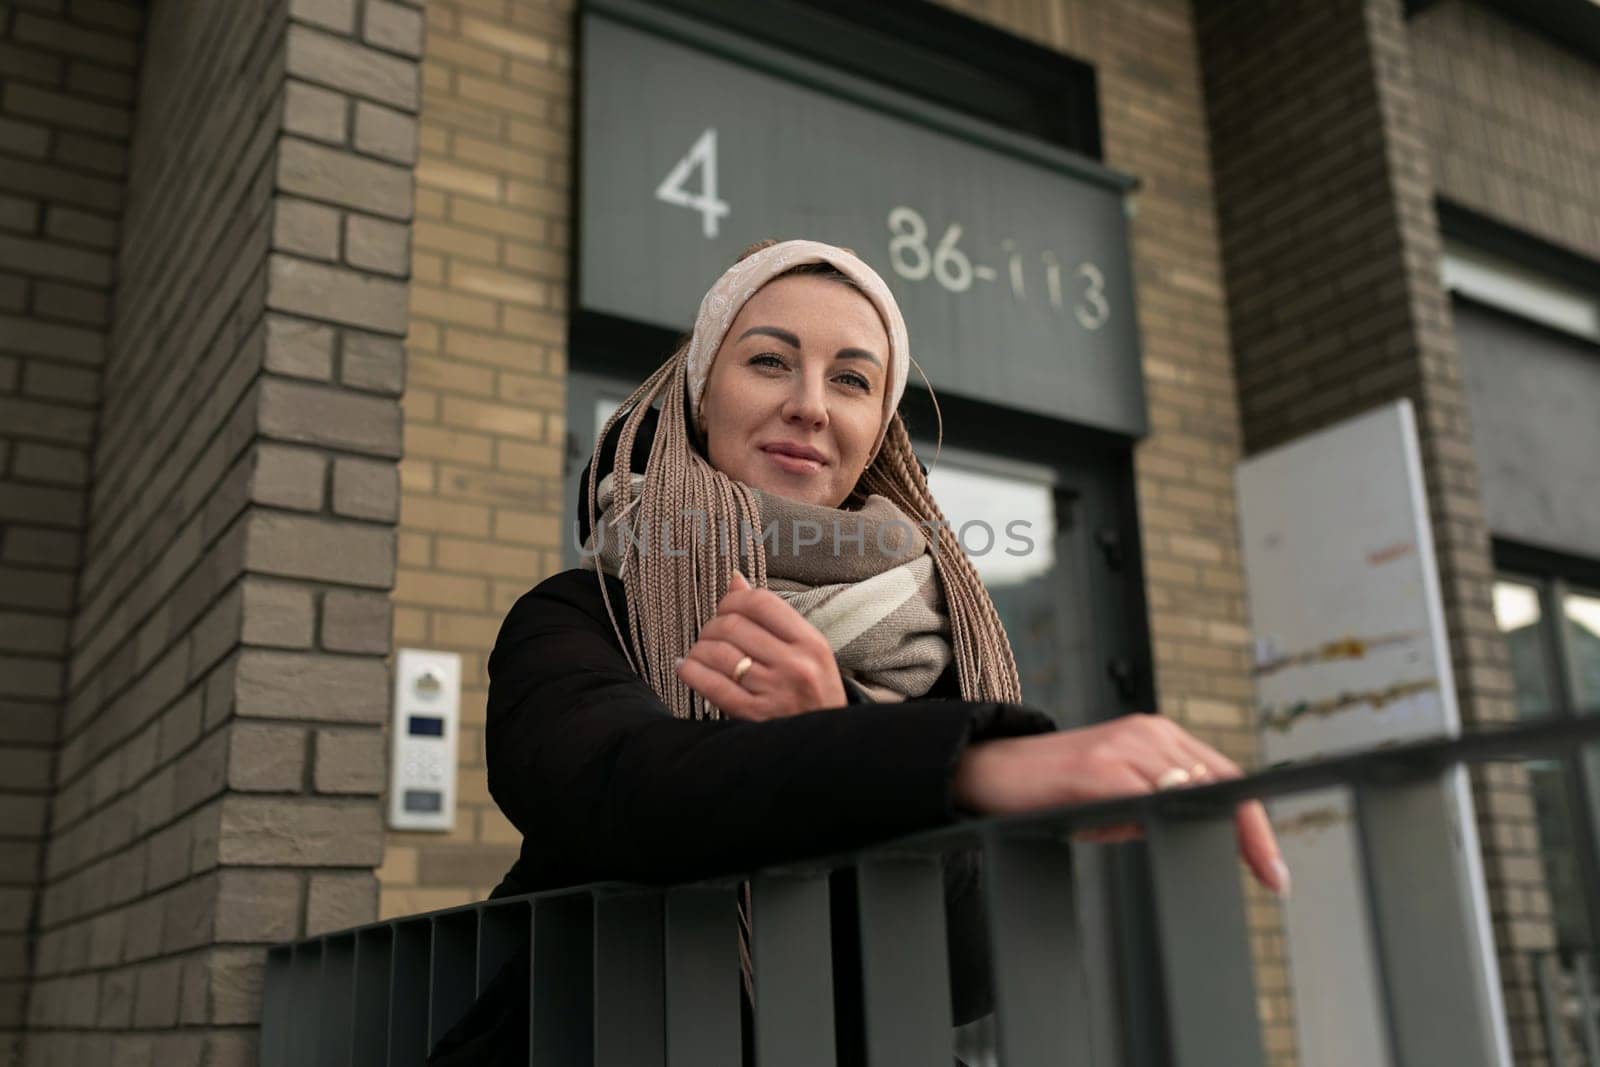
left=737, top=326, right=882, bottom=367
left=737, top=325, right=800, bottom=348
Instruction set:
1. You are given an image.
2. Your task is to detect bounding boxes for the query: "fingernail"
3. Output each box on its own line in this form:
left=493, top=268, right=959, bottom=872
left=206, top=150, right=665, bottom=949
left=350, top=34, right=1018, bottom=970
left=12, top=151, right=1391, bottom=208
left=672, top=656, right=684, bottom=670
left=1272, top=859, right=1292, bottom=900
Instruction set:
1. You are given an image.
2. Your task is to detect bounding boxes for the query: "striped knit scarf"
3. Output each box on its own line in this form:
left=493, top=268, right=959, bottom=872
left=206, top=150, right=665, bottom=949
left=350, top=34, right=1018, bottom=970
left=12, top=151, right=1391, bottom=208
left=584, top=473, right=953, bottom=702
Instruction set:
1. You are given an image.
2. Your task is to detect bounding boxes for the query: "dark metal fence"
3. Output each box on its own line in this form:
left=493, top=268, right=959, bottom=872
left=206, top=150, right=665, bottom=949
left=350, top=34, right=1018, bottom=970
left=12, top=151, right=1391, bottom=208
left=262, top=714, right=1600, bottom=1066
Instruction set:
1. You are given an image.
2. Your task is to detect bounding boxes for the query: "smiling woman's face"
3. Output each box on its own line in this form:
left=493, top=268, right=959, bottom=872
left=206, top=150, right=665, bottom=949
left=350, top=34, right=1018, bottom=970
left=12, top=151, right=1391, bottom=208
left=699, top=274, right=889, bottom=508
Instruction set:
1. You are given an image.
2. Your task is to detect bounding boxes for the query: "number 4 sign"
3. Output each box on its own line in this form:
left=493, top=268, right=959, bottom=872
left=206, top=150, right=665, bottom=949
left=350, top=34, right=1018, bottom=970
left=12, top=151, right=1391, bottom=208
left=655, top=128, right=730, bottom=239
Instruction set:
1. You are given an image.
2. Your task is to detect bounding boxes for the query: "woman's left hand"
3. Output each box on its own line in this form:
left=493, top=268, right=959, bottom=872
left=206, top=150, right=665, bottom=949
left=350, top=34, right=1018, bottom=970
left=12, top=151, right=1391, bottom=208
left=675, top=570, right=848, bottom=720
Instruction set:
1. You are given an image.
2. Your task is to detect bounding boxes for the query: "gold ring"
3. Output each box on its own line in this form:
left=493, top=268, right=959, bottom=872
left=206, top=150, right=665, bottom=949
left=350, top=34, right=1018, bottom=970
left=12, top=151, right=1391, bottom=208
left=1191, top=763, right=1210, bottom=780
left=731, top=655, right=754, bottom=685
left=1155, top=767, right=1192, bottom=790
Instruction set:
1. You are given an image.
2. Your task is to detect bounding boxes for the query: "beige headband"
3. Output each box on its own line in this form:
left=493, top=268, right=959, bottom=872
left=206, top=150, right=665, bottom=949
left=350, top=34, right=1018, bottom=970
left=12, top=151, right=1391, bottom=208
left=684, top=239, right=911, bottom=458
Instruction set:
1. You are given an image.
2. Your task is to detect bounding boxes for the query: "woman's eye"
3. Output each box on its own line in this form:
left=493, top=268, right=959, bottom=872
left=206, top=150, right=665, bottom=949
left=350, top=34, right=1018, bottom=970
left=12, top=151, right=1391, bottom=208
left=836, top=372, right=871, bottom=391
left=749, top=353, right=786, bottom=369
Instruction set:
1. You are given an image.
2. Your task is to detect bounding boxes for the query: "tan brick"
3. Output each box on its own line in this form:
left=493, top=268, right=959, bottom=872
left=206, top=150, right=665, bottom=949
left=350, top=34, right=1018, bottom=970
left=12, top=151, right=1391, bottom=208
left=408, top=352, right=494, bottom=396
left=433, top=611, right=501, bottom=649
left=500, top=305, right=564, bottom=343
left=492, top=509, right=560, bottom=547
left=404, top=424, right=494, bottom=465
left=452, top=133, right=543, bottom=180
left=393, top=606, right=429, bottom=644
left=414, top=159, right=501, bottom=202
left=435, top=537, right=539, bottom=576
left=375, top=844, right=417, bottom=886
left=399, top=456, right=436, bottom=492
left=439, top=395, right=542, bottom=438
left=398, top=494, right=490, bottom=536
left=378, top=887, right=472, bottom=919
left=448, top=198, right=542, bottom=241
left=409, top=283, right=497, bottom=328
left=494, top=438, right=560, bottom=476
left=397, top=532, right=432, bottom=567
left=500, top=239, right=563, bottom=277
left=393, top=569, right=488, bottom=610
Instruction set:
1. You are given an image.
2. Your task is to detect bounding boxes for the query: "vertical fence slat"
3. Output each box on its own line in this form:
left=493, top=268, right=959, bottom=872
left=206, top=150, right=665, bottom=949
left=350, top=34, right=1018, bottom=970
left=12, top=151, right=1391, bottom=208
left=390, top=920, right=432, bottom=1067
left=594, top=891, right=666, bottom=1067
left=855, top=856, right=951, bottom=1067
left=354, top=927, right=393, bottom=1067
left=751, top=872, right=836, bottom=1067
left=1355, top=772, right=1502, bottom=1067
left=261, top=947, right=294, bottom=1067
left=532, top=893, right=594, bottom=1065
left=479, top=901, right=530, bottom=995
left=430, top=913, right=479, bottom=1051
left=982, top=833, right=1092, bottom=1065
left=663, top=887, right=740, bottom=1067
left=288, top=942, right=324, bottom=1067
left=319, top=935, right=357, bottom=1067
left=1577, top=952, right=1600, bottom=1067
left=1145, top=812, right=1266, bottom=1067
left=1537, top=952, right=1570, bottom=1067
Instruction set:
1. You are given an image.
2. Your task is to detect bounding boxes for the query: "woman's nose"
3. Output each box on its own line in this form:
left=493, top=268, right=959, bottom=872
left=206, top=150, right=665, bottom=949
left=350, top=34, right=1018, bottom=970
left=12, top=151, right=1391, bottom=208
left=782, top=372, right=829, bottom=428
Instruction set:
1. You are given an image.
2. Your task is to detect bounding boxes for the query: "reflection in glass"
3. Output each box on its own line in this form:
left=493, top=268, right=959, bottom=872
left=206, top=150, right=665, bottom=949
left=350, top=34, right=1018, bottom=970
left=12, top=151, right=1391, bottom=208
left=1563, top=590, right=1600, bottom=714
left=926, top=461, right=1070, bottom=720
left=1494, top=579, right=1555, bottom=718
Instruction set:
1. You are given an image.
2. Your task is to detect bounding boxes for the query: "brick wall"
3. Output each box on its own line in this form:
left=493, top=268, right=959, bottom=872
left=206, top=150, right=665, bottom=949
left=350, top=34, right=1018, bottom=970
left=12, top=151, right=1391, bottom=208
left=1410, top=4, right=1600, bottom=1060
left=9, top=0, right=422, bottom=1062
left=379, top=0, right=571, bottom=918
left=1197, top=0, right=1549, bottom=1060
left=1411, top=0, right=1600, bottom=263
left=0, top=2, right=142, bottom=1063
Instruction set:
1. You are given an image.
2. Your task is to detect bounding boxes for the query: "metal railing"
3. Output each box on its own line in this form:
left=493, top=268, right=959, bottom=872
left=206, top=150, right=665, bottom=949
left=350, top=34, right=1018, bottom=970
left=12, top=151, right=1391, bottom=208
left=261, top=714, right=1600, bottom=1066
left=1537, top=949, right=1600, bottom=1066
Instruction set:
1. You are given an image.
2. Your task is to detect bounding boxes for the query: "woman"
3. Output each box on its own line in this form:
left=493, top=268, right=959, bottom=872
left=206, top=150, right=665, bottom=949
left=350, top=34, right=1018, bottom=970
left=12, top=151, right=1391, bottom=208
left=429, top=238, right=1288, bottom=1065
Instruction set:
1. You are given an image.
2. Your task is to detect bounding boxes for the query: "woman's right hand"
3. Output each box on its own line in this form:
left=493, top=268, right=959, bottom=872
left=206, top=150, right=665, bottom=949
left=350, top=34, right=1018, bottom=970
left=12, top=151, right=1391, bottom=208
left=953, top=713, right=1291, bottom=898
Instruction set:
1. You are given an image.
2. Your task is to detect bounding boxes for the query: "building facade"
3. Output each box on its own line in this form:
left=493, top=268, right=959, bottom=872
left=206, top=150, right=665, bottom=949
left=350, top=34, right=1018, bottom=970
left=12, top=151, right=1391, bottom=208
left=2, top=0, right=1597, bottom=1063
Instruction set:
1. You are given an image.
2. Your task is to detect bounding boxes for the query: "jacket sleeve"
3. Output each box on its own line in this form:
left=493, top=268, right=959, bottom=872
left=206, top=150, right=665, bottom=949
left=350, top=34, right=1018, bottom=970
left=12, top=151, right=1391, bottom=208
left=485, top=571, right=1056, bottom=888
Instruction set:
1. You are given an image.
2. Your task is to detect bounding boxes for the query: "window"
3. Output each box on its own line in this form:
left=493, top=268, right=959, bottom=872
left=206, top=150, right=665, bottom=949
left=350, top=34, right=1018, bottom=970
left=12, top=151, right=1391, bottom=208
left=1492, top=570, right=1600, bottom=957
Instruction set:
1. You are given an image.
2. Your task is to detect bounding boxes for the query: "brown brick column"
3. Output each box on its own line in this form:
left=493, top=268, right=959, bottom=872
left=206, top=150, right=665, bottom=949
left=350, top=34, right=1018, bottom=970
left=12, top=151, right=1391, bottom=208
left=9, top=0, right=423, bottom=1062
left=0, top=2, right=142, bottom=1062
left=1197, top=0, right=1550, bottom=1060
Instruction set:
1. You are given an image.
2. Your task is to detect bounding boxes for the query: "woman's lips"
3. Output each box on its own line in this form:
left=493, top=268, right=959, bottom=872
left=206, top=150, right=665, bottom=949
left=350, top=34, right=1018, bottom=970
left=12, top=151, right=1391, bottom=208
left=761, top=447, right=824, bottom=475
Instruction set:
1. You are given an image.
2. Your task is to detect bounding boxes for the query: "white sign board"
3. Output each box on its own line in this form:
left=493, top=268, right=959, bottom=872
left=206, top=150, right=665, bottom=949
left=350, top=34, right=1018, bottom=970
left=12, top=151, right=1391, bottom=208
left=1235, top=400, right=1509, bottom=1067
